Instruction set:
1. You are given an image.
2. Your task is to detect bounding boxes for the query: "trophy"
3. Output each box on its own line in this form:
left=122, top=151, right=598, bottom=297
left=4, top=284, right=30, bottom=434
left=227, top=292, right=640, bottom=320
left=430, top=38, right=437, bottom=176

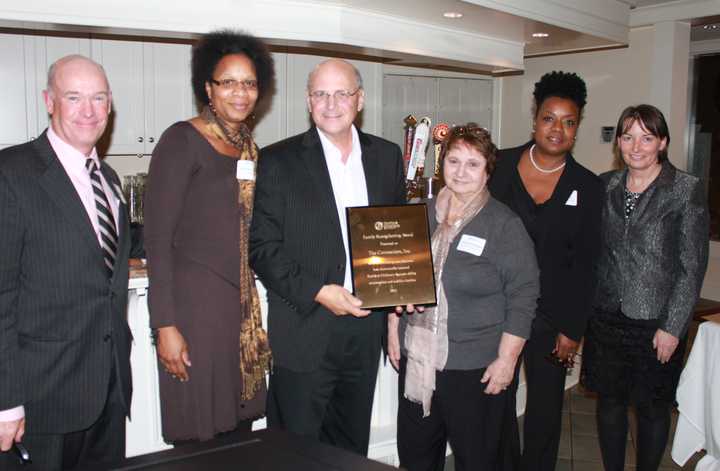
left=402, top=115, right=417, bottom=175
left=427, top=123, right=449, bottom=198
left=405, top=117, right=431, bottom=201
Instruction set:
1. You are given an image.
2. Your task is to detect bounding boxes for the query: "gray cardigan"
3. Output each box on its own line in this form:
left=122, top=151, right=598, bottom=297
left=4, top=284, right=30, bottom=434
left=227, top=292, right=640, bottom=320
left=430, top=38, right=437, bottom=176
left=400, top=197, right=539, bottom=370
left=594, top=162, right=709, bottom=338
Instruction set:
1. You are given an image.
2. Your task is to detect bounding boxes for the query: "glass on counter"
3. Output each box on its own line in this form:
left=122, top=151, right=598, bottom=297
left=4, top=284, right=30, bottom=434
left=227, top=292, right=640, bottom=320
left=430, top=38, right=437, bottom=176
left=123, top=173, right=147, bottom=224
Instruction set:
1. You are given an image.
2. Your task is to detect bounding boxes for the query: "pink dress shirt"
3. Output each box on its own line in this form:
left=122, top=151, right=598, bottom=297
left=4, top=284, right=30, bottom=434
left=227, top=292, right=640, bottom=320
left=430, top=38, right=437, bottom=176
left=0, top=127, right=120, bottom=423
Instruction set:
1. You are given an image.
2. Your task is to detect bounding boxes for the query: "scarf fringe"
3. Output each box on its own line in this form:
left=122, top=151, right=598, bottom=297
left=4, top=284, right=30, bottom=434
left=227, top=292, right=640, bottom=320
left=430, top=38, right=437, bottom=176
left=403, top=186, right=490, bottom=416
left=202, top=105, right=272, bottom=401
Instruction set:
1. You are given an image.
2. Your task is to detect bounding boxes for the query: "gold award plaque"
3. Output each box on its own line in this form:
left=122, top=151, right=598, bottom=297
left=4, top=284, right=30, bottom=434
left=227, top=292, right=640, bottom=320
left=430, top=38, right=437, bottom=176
left=347, top=204, right=437, bottom=309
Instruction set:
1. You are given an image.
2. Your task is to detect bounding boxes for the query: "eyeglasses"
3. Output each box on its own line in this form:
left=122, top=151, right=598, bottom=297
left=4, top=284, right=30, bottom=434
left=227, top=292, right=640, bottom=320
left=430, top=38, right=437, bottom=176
left=210, top=78, right=258, bottom=91
left=451, top=124, right=488, bottom=138
left=308, top=88, right=361, bottom=103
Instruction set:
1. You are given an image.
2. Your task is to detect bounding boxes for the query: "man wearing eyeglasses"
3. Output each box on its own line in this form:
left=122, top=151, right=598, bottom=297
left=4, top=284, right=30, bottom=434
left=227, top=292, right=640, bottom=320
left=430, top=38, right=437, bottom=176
left=250, top=59, right=405, bottom=455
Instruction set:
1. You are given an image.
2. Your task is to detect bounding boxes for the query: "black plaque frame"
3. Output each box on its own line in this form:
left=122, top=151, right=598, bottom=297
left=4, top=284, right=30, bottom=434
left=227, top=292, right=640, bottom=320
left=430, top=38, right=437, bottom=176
left=346, top=203, right=437, bottom=309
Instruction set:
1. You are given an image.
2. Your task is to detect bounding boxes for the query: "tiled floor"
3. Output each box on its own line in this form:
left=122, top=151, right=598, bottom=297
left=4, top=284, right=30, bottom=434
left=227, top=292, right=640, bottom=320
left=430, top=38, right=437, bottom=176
left=548, top=385, right=705, bottom=470
left=445, top=321, right=708, bottom=470
left=445, top=386, right=706, bottom=470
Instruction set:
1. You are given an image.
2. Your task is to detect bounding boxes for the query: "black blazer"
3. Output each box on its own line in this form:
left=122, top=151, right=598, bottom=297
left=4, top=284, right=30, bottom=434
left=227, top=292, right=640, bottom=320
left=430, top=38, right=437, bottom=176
left=489, top=142, right=603, bottom=341
left=0, top=132, right=132, bottom=434
left=595, top=162, right=709, bottom=338
left=249, top=127, right=405, bottom=371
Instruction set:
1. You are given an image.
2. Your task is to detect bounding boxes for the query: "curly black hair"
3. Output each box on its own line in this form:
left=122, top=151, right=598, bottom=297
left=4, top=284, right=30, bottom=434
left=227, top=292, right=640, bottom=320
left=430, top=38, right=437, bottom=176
left=532, top=71, right=587, bottom=115
left=191, top=29, right=275, bottom=107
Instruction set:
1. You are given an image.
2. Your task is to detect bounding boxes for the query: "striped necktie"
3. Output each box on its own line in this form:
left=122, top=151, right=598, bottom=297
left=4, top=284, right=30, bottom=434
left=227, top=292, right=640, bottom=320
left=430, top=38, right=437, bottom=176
left=85, top=159, right=118, bottom=277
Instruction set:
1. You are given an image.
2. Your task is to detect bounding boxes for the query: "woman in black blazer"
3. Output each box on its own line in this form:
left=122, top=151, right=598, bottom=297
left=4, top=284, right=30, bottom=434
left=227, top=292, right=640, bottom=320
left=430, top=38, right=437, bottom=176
left=581, top=105, right=708, bottom=471
left=489, top=71, right=603, bottom=471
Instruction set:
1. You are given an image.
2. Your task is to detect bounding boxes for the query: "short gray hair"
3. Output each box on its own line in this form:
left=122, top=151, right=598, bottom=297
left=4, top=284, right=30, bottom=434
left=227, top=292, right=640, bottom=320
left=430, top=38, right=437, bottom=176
left=46, top=54, right=109, bottom=92
left=306, top=59, right=363, bottom=92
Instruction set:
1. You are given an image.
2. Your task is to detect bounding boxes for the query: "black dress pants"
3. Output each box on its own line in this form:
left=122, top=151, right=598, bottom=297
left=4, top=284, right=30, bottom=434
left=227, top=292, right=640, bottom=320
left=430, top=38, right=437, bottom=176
left=397, top=357, right=509, bottom=471
left=266, top=315, right=382, bottom=456
left=0, top=362, right=126, bottom=471
left=520, top=316, right=568, bottom=471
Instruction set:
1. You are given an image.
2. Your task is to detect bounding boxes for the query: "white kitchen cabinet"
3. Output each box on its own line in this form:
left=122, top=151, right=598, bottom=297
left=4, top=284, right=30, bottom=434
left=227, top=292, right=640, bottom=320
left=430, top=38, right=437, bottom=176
left=142, top=42, right=195, bottom=152
left=90, top=39, right=145, bottom=155
left=382, top=73, right=495, bottom=151
left=0, top=33, right=92, bottom=149
left=91, top=39, right=195, bottom=156
left=253, top=52, right=288, bottom=149
left=0, top=33, right=193, bottom=155
left=0, top=33, right=35, bottom=150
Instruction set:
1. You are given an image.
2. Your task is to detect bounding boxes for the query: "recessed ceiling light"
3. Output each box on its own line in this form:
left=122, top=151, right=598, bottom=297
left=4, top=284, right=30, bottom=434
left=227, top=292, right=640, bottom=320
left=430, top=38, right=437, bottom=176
left=532, top=32, right=550, bottom=38
left=443, top=11, right=463, bottom=19
left=702, top=24, right=719, bottom=30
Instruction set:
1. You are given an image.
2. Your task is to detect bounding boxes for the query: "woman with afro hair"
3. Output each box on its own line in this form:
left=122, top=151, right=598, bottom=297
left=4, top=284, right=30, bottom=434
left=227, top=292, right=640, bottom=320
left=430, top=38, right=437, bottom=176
left=144, top=30, right=274, bottom=443
left=489, top=71, right=604, bottom=471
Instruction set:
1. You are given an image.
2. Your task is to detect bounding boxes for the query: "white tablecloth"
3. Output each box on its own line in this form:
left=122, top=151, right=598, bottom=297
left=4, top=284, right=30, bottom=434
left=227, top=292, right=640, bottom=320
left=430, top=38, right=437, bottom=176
left=672, top=314, right=720, bottom=470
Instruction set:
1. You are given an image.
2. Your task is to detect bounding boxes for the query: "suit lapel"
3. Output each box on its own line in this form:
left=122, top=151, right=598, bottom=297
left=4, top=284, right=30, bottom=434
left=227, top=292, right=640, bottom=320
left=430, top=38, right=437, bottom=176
left=603, top=170, right=627, bottom=221
left=359, top=130, right=382, bottom=206
left=629, top=161, right=674, bottom=223
left=529, top=152, right=577, bottom=245
left=34, top=134, right=101, bottom=251
left=300, top=128, right=344, bottom=237
left=111, top=201, right=130, bottom=288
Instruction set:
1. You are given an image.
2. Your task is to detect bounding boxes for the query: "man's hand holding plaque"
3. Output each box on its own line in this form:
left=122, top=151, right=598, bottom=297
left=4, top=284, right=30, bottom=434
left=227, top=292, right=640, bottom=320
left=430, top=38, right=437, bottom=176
left=315, top=284, right=371, bottom=318
left=346, top=204, right=437, bottom=310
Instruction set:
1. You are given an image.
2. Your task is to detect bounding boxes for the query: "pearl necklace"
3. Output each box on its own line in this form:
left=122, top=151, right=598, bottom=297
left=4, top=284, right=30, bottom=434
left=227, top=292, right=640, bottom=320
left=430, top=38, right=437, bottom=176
left=529, top=144, right=566, bottom=174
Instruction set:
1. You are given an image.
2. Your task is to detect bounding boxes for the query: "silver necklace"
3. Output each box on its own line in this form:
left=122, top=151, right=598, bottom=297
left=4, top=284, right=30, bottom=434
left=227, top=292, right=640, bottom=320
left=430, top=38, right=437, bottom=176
left=529, top=144, right=566, bottom=174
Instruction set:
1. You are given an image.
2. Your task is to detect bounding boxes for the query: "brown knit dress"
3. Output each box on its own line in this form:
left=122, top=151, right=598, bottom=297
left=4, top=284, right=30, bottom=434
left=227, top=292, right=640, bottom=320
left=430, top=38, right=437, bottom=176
left=144, top=121, right=266, bottom=442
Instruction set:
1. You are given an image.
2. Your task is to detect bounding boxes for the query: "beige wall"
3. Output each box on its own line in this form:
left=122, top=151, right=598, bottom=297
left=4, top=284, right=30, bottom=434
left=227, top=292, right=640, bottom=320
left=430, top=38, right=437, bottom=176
left=498, top=27, right=655, bottom=174
left=498, top=25, right=719, bottom=300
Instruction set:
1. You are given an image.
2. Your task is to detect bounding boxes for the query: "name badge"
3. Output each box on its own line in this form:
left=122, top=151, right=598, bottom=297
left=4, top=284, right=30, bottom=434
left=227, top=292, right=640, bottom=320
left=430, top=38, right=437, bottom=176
left=236, top=160, right=255, bottom=181
left=565, top=190, right=578, bottom=206
left=457, top=234, right=486, bottom=256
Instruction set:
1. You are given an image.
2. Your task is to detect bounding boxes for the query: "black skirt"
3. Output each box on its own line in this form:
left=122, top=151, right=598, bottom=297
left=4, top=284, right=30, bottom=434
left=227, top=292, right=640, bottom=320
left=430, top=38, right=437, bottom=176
left=580, top=309, right=686, bottom=406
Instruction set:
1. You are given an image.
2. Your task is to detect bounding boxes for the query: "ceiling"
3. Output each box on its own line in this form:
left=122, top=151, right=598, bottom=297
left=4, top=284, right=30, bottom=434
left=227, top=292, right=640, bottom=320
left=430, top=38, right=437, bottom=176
left=1, top=0, right=717, bottom=75
left=616, top=0, right=684, bottom=8
left=304, top=0, right=625, bottom=57
left=299, top=0, right=720, bottom=59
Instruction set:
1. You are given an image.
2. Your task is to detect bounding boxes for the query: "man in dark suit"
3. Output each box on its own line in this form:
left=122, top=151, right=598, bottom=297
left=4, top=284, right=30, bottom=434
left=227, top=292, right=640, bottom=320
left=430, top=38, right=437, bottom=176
left=250, top=59, right=405, bottom=455
left=0, top=55, right=132, bottom=470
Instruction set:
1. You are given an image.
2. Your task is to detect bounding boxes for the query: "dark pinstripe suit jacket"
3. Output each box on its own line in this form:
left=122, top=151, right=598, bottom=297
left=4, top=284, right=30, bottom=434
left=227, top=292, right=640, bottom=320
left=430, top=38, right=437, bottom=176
left=0, top=132, right=132, bottom=434
left=249, top=127, right=406, bottom=372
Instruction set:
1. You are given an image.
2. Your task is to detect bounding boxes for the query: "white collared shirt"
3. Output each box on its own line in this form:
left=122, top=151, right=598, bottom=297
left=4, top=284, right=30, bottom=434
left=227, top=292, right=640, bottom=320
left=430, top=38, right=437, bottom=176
left=317, top=125, right=368, bottom=291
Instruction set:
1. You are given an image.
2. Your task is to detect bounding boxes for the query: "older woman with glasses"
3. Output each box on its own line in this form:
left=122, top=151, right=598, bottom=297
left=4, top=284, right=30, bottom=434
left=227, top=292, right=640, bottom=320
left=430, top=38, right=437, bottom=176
left=388, top=124, right=540, bottom=471
left=144, top=30, right=274, bottom=443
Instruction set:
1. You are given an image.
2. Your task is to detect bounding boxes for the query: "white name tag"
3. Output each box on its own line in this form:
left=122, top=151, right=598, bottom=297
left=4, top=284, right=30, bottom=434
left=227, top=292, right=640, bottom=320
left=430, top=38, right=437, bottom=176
left=565, top=190, right=578, bottom=206
left=457, top=234, right=486, bottom=256
left=236, top=160, right=255, bottom=181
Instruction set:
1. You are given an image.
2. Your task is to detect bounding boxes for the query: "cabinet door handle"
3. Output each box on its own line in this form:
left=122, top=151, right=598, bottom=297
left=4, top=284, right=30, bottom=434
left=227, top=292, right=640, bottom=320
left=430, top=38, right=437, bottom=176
left=148, top=137, right=155, bottom=143
left=138, top=137, right=144, bottom=143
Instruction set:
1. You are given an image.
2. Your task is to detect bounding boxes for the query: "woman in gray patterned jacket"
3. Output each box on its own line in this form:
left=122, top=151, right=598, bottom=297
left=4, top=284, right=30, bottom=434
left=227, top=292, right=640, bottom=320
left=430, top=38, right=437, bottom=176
left=581, top=104, right=709, bottom=471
